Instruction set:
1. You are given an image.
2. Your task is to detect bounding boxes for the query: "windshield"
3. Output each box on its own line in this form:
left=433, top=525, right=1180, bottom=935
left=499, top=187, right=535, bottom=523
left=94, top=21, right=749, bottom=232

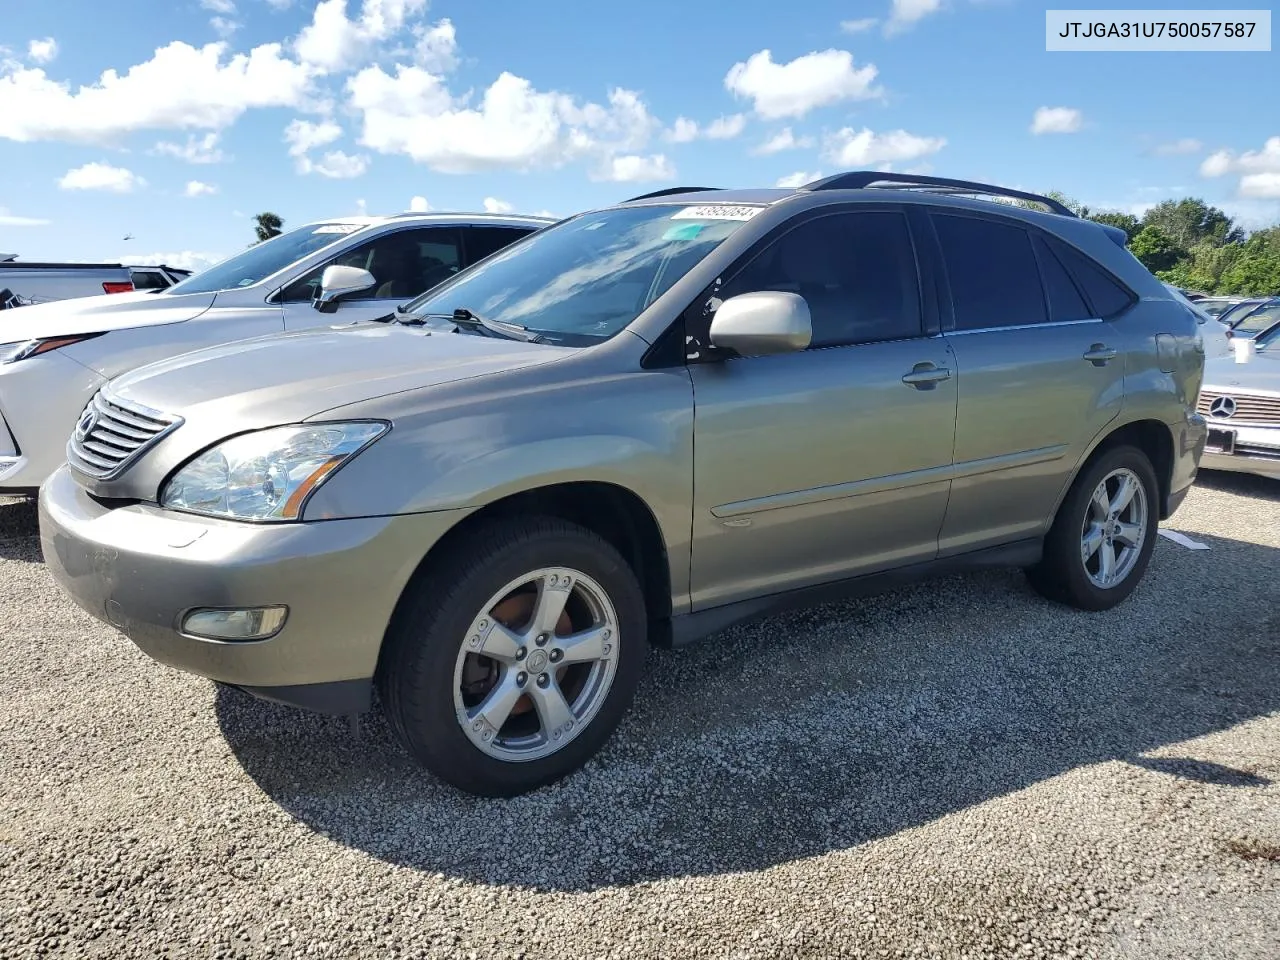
left=1234, top=303, right=1280, bottom=336
left=166, top=222, right=368, bottom=295
left=401, top=203, right=758, bottom=345
left=1221, top=300, right=1264, bottom=327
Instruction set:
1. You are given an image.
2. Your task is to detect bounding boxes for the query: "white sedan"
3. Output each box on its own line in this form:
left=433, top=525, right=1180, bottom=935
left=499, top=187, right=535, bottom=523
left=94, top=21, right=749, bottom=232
left=0, top=212, right=549, bottom=492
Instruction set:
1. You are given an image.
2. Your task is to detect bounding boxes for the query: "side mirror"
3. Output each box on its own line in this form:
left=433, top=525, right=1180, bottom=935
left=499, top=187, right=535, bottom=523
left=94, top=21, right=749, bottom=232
left=313, top=264, right=376, bottom=313
left=708, top=291, right=812, bottom=357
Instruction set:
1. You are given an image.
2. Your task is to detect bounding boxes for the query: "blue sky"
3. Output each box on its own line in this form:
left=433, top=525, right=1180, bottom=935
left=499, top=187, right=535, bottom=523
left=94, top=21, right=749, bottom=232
left=1, top=0, right=1277, bottom=271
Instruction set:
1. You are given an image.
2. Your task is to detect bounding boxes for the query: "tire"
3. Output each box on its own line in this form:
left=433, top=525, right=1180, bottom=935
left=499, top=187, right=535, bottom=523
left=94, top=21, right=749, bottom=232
left=377, top=516, right=647, bottom=797
left=1026, top=444, right=1160, bottom=612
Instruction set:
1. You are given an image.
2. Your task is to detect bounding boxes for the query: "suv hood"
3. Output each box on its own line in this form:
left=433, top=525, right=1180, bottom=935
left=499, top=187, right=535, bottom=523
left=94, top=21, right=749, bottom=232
left=0, top=289, right=217, bottom=343
left=109, top=321, right=573, bottom=427
left=1203, top=350, right=1280, bottom=395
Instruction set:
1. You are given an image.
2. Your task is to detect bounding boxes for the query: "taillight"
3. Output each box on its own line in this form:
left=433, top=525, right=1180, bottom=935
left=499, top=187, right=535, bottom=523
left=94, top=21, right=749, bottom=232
left=103, top=281, right=133, bottom=294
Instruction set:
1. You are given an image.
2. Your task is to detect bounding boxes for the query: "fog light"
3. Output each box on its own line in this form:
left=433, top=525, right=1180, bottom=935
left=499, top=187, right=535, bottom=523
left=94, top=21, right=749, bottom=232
left=181, top=606, right=288, bottom=641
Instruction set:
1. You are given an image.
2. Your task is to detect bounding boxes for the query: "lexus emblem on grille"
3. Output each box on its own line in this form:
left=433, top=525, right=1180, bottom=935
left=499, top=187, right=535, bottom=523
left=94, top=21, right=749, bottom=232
left=1208, top=396, right=1237, bottom=419
left=75, top=407, right=98, bottom=441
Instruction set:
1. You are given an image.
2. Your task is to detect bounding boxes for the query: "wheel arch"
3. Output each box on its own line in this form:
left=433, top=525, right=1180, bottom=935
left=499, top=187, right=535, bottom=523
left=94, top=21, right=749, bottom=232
left=1058, top=418, right=1177, bottom=520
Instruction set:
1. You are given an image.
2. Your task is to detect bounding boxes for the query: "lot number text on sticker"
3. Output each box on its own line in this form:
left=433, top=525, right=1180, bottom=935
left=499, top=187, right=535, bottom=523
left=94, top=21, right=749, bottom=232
left=671, top=205, right=762, bottom=221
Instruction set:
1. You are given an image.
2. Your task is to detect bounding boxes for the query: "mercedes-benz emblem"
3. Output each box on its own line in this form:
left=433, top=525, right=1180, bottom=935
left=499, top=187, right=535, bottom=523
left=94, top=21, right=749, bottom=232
left=75, top=407, right=98, bottom=441
left=1208, top=396, right=1237, bottom=419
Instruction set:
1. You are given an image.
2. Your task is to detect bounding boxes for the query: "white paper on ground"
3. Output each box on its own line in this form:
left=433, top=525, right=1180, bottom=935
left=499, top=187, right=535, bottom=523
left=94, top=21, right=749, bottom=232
left=1158, top=529, right=1210, bottom=550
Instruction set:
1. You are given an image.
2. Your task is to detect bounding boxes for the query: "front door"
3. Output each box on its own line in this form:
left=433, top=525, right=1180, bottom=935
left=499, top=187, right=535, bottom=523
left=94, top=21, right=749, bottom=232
left=280, top=226, right=466, bottom=329
left=687, top=208, right=959, bottom=611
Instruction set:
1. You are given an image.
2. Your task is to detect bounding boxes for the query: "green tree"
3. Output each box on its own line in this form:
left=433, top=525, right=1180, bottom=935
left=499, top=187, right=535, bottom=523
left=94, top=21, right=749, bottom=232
left=1140, top=198, right=1241, bottom=248
left=1088, top=211, right=1141, bottom=241
left=253, top=212, right=284, bottom=244
left=1217, top=252, right=1280, bottom=296
left=1129, top=225, right=1184, bottom=273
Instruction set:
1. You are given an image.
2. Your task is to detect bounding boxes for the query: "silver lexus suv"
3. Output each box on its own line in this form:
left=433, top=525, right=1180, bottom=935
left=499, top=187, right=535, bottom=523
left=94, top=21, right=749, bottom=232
left=40, top=173, right=1208, bottom=797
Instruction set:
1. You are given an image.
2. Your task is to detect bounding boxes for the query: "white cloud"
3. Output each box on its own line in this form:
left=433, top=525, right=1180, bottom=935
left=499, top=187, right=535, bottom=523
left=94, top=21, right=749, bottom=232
left=297, top=149, right=369, bottom=178
left=1030, top=106, right=1083, bottom=135
left=532, top=209, right=558, bottom=219
left=27, top=38, right=57, bottom=64
left=0, top=206, right=49, bottom=227
left=264, top=0, right=293, bottom=7
left=823, top=127, right=947, bottom=166
left=1200, top=150, right=1232, bottom=177
left=664, top=117, right=699, bottom=143
left=154, top=131, right=226, bottom=164
left=348, top=67, right=659, bottom=175
left=284, top=117, right=343, bottom=155
left=598, top=154, right=675, bottom=183
left=664, top=114, right=745, bottom=143
left=776, top=171, right=822, bottom=189
left=886, top=0, right=944, bottom=34
left=58, top=162, right=146, bottom=193
left=295, top=0, right=428, bottom=72
left=725, top=49, right=881, bottom=120
left=841, top=18, right=879, bottom=33
left=201, top=0, right=237, bottom=13
left=1153, top=138, right=1202, bottom=156
left=705, top=114, right=746, bottom=140
left=483, top=196, right=515, bottom=213
left=413, top=18, right=458, bottom=73
left=0, top=41, right=314, bottom=144
left=407, top=195, right=431, bottom=211
left=210, top=16, right=242, bottom=38
left=116, top=250, right=223, bottom=272
left=1240, top=173, right=1280, bottom=198
left=753, top=127, right=813, bottom=155
left=184, top=180, right=218, bottom=197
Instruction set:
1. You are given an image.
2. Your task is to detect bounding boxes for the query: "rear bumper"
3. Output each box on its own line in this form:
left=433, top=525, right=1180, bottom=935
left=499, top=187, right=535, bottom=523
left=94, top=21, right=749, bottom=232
left=1164, top=412, right=1208, bottom=518
left=39, top=464, right=472, bottom=713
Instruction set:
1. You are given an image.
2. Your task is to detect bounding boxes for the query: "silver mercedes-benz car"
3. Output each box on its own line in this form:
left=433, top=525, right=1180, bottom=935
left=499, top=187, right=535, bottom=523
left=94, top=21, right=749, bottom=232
left=39, top=173, right=1207, bottom=796
left=1198, top=321, right=1279, bottom=479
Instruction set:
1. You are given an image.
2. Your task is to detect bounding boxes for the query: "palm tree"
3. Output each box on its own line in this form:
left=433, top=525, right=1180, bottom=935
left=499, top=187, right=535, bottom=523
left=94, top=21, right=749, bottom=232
left=253, top=212, right=284, bottom=244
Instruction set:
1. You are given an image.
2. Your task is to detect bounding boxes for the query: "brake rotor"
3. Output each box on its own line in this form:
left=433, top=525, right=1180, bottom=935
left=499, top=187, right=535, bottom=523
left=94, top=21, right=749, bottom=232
left=461, top=589, right=574, bottom=717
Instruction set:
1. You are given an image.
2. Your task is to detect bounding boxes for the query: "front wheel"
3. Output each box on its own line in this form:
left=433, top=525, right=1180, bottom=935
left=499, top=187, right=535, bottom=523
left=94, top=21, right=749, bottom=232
left=377, top=517, right=647, bottom=797
left=1026, top=445, right=1160, bottom=611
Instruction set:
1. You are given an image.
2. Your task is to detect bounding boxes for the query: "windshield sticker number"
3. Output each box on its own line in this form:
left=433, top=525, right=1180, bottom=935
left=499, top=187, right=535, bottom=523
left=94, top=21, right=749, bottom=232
left=314, top=224, right=363, bottom=234
left=671, top=205, right=761, bottom=222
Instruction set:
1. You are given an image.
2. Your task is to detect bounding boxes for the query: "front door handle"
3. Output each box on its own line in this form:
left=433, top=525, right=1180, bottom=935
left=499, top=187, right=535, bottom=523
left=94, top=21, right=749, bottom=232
left=902, top=362, right=952, bottom=390
left=1083, top=343, right=1118, bottom=366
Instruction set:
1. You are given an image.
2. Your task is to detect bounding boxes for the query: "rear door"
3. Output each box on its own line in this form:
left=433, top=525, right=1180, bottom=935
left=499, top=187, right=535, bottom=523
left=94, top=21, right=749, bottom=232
left=928, top=211, right=1131, bottom=554
left=687, top=206, right=958, bottom=610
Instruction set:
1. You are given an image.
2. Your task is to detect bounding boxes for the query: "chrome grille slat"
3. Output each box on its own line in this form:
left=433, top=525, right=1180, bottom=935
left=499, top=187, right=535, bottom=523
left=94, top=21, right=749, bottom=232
left=1197, top=390, right=1280, bottom=426
left=67, top=389, right=182, bottom=480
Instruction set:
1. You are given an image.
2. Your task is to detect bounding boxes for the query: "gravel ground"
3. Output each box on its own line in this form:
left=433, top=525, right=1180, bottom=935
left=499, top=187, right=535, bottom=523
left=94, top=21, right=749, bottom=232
left=1, top=473, right=1278, bottom=960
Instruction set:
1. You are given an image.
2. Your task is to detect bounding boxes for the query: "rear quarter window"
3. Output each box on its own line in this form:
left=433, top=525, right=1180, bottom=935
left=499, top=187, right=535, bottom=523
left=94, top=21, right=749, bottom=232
left=1045, top=237, right=1137, bottom=319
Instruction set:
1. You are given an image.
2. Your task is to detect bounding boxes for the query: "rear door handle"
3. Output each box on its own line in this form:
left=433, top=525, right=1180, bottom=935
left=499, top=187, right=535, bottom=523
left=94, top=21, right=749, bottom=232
left=902, top=363, right=952, bottom=390
left=1083, top=343, right=1118, bottom=366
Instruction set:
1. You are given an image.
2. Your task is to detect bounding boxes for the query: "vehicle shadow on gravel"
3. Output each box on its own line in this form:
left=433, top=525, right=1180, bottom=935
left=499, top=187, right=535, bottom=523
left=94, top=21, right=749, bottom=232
left=1196, top=469, right=1280, bottom=502
left=216, top=526, right=1280, bottom=892
left=0, top=496, right=40, bottom=563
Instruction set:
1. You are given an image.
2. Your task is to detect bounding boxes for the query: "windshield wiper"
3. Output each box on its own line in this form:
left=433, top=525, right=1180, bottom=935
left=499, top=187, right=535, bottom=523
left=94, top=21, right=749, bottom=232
left=371, top=306, right=428, bottom=325
left=447, top=307, right=542, bottom=343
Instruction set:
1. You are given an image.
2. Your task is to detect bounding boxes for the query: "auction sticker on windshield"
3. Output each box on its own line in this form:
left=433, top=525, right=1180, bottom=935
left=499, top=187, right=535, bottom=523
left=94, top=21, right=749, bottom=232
left=671, top=205, right=762, bottom=221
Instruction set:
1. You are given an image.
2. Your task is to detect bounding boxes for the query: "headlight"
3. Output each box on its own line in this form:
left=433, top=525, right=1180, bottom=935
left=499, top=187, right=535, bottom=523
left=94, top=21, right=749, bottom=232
left=0, top=334, right=105, bottom=364
left=160, top=422, right=388, bottom=522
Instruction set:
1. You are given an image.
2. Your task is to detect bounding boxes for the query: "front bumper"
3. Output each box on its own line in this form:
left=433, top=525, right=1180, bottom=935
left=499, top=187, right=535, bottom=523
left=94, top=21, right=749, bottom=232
left=0, top=352, right=106, bottom=492
left=39, top=465, right=472, bottom=713
left=1199, top=422, right=1280, bottom=480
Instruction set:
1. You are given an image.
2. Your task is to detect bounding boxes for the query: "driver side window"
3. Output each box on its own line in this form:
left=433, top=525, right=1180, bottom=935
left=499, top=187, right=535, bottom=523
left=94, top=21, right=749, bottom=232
left=279, top=228, right=462, bottom=304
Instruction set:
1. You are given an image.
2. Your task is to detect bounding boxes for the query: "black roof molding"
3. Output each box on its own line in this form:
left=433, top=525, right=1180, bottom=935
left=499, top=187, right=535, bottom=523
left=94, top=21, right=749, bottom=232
left=798, top=171, right=1077, bottom=218
left=621, top=186, right=722, bottom=203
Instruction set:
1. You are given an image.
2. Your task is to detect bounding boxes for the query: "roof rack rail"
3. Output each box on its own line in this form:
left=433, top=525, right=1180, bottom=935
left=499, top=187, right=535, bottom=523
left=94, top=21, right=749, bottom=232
left=798, top=171, right=1077, bottom=218
left=622, top=186, right=721, bottom=203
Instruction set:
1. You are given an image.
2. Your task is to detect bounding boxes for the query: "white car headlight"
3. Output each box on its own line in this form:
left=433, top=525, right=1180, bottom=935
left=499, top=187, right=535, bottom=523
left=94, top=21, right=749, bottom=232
left=160, top=422, right=388, bottom=522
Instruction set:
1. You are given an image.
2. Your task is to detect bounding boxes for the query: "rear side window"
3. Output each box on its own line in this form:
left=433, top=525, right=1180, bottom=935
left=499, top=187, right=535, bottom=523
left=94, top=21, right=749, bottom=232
left=932, top=214, right=1047, bottom=330
left=1045, top=238, right=1136, bottom=318
left=1032, top=235, right=1092, bottom=322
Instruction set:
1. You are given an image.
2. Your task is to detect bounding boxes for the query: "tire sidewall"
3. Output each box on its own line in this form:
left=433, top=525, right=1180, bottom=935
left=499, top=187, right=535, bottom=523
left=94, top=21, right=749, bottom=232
left=394, top=527, right=646, bottom=796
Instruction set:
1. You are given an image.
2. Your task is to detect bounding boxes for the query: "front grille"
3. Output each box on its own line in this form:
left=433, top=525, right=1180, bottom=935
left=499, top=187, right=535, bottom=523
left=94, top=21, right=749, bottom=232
left=1197, top=389, right=1280, bottom=426
left=67, top=389, right=182, bottom=480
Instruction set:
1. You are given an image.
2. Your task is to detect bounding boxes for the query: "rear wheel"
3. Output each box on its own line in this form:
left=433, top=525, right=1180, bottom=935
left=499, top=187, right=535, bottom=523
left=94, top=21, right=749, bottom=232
left=1026, top=445, right=1159, bottom=611
left=377, top=517, right=646, bottom=797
